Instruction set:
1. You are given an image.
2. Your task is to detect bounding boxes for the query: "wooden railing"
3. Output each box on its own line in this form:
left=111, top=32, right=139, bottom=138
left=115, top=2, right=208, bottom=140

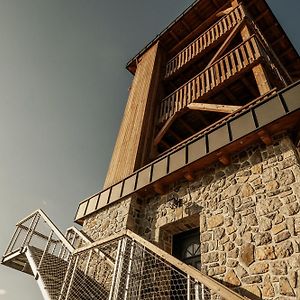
left=165, top=4, right=246, bottom=79
left=159, top=35, right=262, bottom=123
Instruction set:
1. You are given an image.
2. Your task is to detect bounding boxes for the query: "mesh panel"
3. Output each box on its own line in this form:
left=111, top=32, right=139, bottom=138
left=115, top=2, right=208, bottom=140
left=4, top=211, right=236, bottom=300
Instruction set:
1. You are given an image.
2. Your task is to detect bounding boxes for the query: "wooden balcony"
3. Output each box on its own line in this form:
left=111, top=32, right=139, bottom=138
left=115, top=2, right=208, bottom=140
left=165, top=4, right=246, bottom=79
left=159, top=35, right=263, bottom=124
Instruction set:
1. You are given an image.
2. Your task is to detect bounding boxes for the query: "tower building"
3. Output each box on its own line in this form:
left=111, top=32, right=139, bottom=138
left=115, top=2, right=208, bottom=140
left=2, top=0, right=300, bottom=299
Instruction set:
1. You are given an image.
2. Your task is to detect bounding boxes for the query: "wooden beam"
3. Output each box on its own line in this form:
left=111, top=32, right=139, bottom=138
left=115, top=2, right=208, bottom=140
left=217, top=152, right=231, bottom=166
left=241, top=24, right=272, bottom=96
left=231, top=0, right=239, bottom=8
left=169, top=3, right=229, bottom=55
left=205, top=20, right=245, bottom=69
left=184, top=171, right=195, bottom=182
left=187, top=103, right=241, bottom=114
left=216, top=7, right=234, bottom=17
left=258, top=130, right=273, bottom=146
left=169, top=129, right=183, bottom=142
left=153, top=182, right=167, bottom=195
left=154, top=112, right=181, bottom=146
left=177, top=118, right=195, bottom=135
left=241, top=77, right=258, bottom=97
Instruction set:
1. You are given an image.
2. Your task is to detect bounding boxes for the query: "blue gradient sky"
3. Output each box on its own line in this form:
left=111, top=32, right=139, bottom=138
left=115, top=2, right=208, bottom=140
left=0, top=1, right=299, bottom=299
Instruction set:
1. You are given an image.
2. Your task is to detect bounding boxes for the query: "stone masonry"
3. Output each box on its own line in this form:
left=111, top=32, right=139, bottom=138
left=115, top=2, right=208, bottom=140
left=83, top=133, right=300, bottom=299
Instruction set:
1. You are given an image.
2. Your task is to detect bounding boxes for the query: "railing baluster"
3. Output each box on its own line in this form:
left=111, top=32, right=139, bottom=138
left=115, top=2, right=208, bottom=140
left=235, top=48, right=243, bottom=71
left=164, top=5, right=247, bottom=78
left=230, top=52, right=237, bottom=75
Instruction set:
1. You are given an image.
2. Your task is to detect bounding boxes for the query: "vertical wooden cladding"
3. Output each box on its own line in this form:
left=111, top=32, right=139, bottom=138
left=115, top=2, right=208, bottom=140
left=103, top=42, right=161, bottom=189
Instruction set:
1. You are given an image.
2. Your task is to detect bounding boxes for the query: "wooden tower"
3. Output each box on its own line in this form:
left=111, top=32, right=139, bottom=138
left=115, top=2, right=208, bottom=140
left=75, top=1, right=300, bottom=298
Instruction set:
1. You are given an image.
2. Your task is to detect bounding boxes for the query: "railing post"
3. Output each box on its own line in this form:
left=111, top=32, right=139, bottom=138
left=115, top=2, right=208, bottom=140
left=109, top=237, right=128, bottom=300
left=84, top=249, right=93, bottom=276
left=195, top=280, right=200, bottom=300
left=108, top=239, right=123, bottom=300
left=124, top=240, right=135, bottom=300
left=187, top=275, right=191, bottom=300
left=21, top=213, right=40, bottom=249
left=64, top=255, right=79, bottom=300
left=37, top=230, right=54, bottom=269
left=4, top=227, right=20, bottom=255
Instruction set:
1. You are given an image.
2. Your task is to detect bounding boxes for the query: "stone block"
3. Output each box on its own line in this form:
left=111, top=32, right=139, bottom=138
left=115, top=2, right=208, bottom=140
left=271, top=261, right=288, bottom=275
left=274, top=231, right=291, bottom=243
left=202, top=252, right=219, bottom=264
left=275, top=241, right=294, bottom=258
left=249, top=262, right=269, bottom=274
left=262, top=275, right=275, bottom=298
left=256, top=197, right=283, bottom=216
left=240, top=243, right=255, bottom=267
left=207, top=215, right=224, bottom=229
left=279, top=277, right=295, bottom=296
left=255, top=245, right=276, bottom=260
left=254, top=232, right=272, bottom=246
left=271, top=222, right=287, bottom=235
left=224, top=269, right=241, bottom=286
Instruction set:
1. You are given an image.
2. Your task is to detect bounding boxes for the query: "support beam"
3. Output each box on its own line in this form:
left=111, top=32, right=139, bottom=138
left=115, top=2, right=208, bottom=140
left=154, top=112, right=182, bottom=146
left=258, top=130, right=273, bottom=146
left=177, top=118, right=195, bottom=135
left=217, top=152, right=231, bottom=166
left=206, top=20, right=245, bottom=69
left=187, top=103, right=241, bottom=114
left=241, top=25, right=272, bottom=96
left=184, top=171, right=195, bottom=182
left=153, top=182, right=167, bottom=195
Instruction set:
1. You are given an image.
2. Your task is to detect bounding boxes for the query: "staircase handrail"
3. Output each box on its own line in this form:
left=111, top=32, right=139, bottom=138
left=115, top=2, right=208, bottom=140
left=74, top=229, right=247, bottom=300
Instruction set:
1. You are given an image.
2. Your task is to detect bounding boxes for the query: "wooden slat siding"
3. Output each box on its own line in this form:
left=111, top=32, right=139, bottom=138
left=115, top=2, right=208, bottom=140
left=214, top=64, right=220, bottom=86
left=240, top=43, right=249, bottom=67
left=230, top=52, right=237, bottom=74
left=225, top=56, right=231, bottom=78
left=104, top=43, right=160, bottom=189
left=196, top=76, right=200, bottom=98
left=192, top=78, right=196, bottom=102
left=235, top=48, right=243, bottom=71
left=159, top=37, right=262, bottom=123
left=219, top=59, right=226, bottom=82
left=210, top=67, right=215, bottom=89
left=200, top=73, right=205, bottom=96
left=164, top=5, right=246, bottom=79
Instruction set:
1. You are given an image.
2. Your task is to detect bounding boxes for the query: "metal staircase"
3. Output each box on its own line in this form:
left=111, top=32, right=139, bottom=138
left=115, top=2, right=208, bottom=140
left=2, top=210, right=247, bottom=300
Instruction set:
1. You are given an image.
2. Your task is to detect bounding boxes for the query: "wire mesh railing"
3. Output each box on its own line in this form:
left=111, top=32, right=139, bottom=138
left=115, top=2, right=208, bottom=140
left=64, top=230, right=246, bottom=300
left=3, top=210, right=246, bottom=300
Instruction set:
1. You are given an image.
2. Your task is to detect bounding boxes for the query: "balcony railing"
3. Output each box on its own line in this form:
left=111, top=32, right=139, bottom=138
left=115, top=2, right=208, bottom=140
left=165, top=4, right=246, bottom=79
left=159, top=35, right=262, bottom=123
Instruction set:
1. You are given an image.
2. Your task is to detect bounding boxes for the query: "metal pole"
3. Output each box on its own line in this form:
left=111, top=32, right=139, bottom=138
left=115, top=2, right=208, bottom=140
left=195, top=280, right=200, bottom=300
left=137, top=246, right=145, bottom=300
left=38, top=231, right=54, bottom=269
left=21, top=213, right=40, bottom=248
left=124, top=240, right=135, bottom=300
left=187, top=275, right=191, bottom=300
left=4, top=227, right=20, bottom=255
left=65, top=256, right=79, bottom=300
left=58, top=257, right=76, bottom=300
left=108, top=239, right=122, bottom=300
left=201, top=283, right=205, bottom=300
left=84, top=249, right=93, bottom=275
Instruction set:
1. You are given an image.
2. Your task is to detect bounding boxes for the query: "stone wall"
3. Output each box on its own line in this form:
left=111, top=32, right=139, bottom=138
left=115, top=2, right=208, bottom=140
left=83, top=197, right=132, bottom=241
left=129, top=133, right=300, bottom=299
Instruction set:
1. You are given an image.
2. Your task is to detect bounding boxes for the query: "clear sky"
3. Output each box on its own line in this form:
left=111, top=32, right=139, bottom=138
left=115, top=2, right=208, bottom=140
left=0, top=1, right=299, bottom=299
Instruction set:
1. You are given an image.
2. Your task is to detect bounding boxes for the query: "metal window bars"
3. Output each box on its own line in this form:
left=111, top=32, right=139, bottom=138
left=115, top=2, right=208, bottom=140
left=2, top=210, right=246, bottom=300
